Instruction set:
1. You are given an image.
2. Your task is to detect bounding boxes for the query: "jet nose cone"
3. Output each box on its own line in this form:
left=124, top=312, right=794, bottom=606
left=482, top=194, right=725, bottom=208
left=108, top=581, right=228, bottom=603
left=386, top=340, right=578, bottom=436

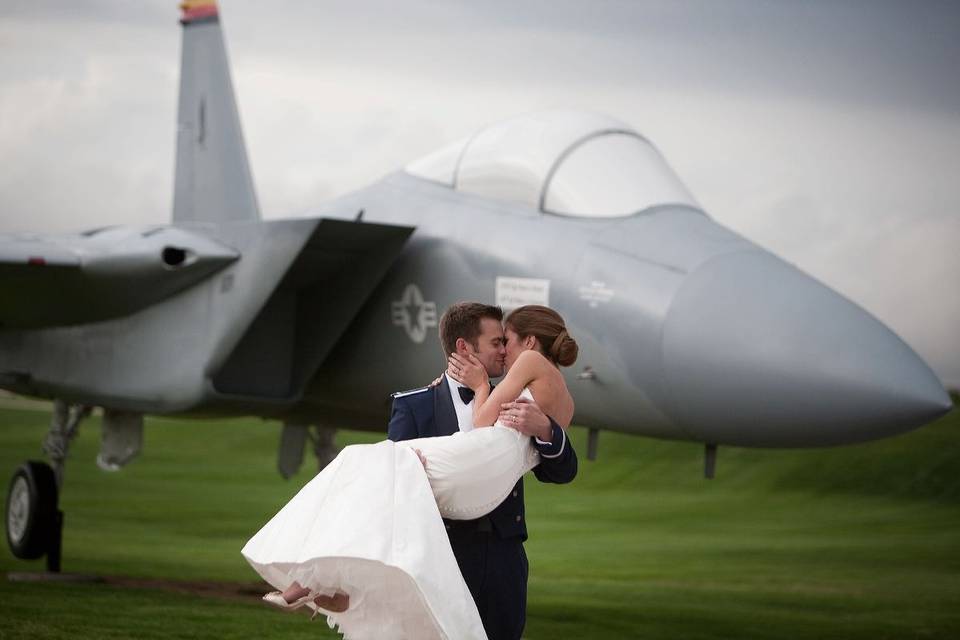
left=659, top=250, right=952, bottom=446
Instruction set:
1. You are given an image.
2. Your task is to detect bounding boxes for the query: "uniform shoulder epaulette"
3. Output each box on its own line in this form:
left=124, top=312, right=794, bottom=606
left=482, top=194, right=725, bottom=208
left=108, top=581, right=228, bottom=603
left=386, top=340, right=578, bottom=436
left=390, top=385, right=431, bottom=399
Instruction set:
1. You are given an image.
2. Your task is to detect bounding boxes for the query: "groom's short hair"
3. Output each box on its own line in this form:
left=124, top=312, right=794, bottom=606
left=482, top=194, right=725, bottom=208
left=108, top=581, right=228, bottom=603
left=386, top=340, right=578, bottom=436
left=439, top=302, right=503, bottom=357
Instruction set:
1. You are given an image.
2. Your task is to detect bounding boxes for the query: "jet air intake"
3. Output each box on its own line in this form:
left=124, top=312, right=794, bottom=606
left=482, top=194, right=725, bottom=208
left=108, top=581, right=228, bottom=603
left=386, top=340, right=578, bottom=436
left=0, top=226, right=238, bottom=329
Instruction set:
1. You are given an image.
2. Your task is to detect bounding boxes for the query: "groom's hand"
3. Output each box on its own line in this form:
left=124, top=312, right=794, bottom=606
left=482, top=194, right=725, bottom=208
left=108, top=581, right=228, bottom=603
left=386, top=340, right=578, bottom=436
left=500, top=397, right=552, bottom=442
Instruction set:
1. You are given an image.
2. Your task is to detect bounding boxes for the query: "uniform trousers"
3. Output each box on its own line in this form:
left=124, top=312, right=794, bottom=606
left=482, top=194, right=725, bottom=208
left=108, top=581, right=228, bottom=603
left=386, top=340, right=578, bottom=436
left=445, top=518, right=528, bottom=640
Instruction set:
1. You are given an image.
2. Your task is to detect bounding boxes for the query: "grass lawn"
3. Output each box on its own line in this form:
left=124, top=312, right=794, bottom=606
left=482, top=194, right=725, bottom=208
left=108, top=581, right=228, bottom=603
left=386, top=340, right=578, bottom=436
left=1, top=400, right=958, bottom=639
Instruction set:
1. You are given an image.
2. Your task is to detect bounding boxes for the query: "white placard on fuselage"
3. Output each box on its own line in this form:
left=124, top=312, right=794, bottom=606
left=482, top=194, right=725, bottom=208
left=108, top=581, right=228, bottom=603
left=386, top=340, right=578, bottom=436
left=495, top=276, right=550, bottom=311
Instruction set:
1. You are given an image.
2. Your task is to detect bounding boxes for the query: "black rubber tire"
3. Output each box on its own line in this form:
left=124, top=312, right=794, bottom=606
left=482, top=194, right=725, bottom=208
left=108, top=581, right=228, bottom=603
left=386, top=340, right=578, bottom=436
left=5, top=461, right=58, bottom=560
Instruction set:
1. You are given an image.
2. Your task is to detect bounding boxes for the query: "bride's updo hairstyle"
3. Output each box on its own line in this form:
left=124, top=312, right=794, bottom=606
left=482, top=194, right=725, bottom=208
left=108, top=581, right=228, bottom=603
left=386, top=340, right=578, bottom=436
left=505, top=305, right=578, bottom=367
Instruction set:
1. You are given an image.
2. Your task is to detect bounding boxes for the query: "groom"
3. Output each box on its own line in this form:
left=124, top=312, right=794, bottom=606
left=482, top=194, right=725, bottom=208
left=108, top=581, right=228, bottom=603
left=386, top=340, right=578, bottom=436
left=388, top=301, right=578, bottom=640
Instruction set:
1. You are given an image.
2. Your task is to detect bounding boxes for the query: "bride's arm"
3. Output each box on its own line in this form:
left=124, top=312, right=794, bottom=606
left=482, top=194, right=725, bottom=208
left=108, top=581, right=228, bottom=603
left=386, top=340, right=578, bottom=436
left=451, top=351, right=544, bottom=427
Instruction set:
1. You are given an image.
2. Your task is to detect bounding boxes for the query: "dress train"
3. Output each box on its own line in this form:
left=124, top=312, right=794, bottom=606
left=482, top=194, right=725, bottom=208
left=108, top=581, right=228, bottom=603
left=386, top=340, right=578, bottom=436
left=241, top=390, right=541, bottom=639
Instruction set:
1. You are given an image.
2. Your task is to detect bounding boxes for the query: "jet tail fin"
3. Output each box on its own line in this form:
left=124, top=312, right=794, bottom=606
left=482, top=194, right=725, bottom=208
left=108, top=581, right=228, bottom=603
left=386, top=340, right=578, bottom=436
left=173, top=1, right=259, bottom=224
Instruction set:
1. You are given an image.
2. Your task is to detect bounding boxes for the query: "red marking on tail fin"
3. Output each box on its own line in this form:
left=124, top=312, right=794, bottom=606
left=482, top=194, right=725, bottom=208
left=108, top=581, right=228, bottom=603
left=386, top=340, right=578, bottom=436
left=179, top=1, right=218, bottom=24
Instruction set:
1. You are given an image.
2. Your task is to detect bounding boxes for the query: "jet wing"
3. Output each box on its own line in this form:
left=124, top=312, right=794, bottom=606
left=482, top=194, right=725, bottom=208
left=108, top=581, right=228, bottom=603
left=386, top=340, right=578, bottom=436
left=209, top=217, right=416, bottom=405
left=0, top=227, right=238, bottom=329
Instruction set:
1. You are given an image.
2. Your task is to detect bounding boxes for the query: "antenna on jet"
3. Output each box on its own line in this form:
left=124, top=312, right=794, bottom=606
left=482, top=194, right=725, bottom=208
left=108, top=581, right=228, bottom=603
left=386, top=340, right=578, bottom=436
left=173, top=0, right=260, bottom=225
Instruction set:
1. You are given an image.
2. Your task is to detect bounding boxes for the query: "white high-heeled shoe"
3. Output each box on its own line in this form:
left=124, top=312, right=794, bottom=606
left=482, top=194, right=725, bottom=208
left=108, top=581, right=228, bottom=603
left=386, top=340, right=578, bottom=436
left=263, top=590, right=350, bottom=620
left=262, top=590, right=315, bottom=611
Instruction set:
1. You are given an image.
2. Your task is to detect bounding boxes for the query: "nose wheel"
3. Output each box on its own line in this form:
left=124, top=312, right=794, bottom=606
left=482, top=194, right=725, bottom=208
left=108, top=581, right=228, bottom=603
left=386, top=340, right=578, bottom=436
left=5, top=461, right=62, bottom=570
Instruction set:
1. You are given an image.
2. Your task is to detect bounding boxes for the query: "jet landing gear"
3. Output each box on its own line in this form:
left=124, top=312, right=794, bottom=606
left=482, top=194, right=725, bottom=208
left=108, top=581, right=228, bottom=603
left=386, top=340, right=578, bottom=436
left=277, top=422, right=340, bottom=479
left=6, top=461, right=60, bottom=566
left=4, top=401, right=90, bottom=572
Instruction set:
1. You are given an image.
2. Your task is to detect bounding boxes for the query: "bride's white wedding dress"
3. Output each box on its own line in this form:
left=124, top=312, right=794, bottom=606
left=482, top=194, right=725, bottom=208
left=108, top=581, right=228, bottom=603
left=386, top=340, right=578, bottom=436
left=241, top=388, right=541, bottom=640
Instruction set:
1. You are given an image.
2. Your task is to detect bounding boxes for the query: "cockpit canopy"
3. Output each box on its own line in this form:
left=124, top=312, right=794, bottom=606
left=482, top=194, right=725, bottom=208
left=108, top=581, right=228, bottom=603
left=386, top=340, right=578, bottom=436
left=404, top=110, right=698, bottom=218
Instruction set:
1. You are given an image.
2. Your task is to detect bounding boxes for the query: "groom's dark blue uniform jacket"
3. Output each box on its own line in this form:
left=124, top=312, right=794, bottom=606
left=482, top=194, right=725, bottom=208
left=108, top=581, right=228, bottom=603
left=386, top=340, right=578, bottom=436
left=387, top=377, right=577, bottom=640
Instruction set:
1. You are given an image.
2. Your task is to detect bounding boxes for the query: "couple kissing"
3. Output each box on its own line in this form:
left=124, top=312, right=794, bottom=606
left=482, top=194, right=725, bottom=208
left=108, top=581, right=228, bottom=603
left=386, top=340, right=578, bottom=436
left=243, top=302, right=579, bottom=640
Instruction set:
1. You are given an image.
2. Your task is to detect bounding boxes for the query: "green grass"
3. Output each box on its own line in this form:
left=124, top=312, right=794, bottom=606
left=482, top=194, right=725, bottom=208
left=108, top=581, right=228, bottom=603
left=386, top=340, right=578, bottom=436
left=1, top=401, right=958, bottom=639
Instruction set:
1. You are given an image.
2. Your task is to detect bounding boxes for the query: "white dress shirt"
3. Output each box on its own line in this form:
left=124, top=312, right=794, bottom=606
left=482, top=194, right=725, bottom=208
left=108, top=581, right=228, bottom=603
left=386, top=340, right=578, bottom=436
left=445, top=373, right=475, bottom=432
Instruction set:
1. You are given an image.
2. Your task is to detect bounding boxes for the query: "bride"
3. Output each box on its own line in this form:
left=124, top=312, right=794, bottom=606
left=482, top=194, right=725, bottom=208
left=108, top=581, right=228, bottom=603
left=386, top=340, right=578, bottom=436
left=241, top=304, right=578, bottom=640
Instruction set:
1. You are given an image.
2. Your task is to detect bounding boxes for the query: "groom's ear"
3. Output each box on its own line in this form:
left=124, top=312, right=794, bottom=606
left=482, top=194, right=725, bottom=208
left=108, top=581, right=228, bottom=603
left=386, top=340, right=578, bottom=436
left=455, top=337, right=473, bottom=354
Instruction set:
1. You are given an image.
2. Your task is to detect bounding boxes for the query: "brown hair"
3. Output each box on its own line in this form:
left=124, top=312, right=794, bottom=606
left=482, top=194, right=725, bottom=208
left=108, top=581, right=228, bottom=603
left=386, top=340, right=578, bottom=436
left=439, top=302, right=504, bottom=358
left=505, top=305, right=578, bottom=367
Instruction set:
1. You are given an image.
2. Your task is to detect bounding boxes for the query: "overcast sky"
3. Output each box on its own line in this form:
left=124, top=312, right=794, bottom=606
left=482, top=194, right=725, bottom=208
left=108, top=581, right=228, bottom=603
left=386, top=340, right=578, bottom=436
left=0, top=1, right=958, bottom=385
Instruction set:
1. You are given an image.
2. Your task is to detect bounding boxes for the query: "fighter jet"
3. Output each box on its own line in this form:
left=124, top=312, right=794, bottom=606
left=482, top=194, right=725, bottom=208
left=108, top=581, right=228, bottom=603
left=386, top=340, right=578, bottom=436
left=2, top=0, right=951, bottom=571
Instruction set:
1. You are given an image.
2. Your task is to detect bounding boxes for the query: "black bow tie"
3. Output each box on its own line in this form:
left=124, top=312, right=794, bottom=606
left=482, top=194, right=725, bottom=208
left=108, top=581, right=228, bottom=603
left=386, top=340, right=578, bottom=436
left=458, top=386, right=475, bottom=404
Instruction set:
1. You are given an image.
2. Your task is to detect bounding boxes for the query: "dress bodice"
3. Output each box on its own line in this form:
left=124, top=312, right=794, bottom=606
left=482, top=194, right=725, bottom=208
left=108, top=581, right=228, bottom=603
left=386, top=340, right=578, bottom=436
left=399, top=388, right=540, bottom=520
